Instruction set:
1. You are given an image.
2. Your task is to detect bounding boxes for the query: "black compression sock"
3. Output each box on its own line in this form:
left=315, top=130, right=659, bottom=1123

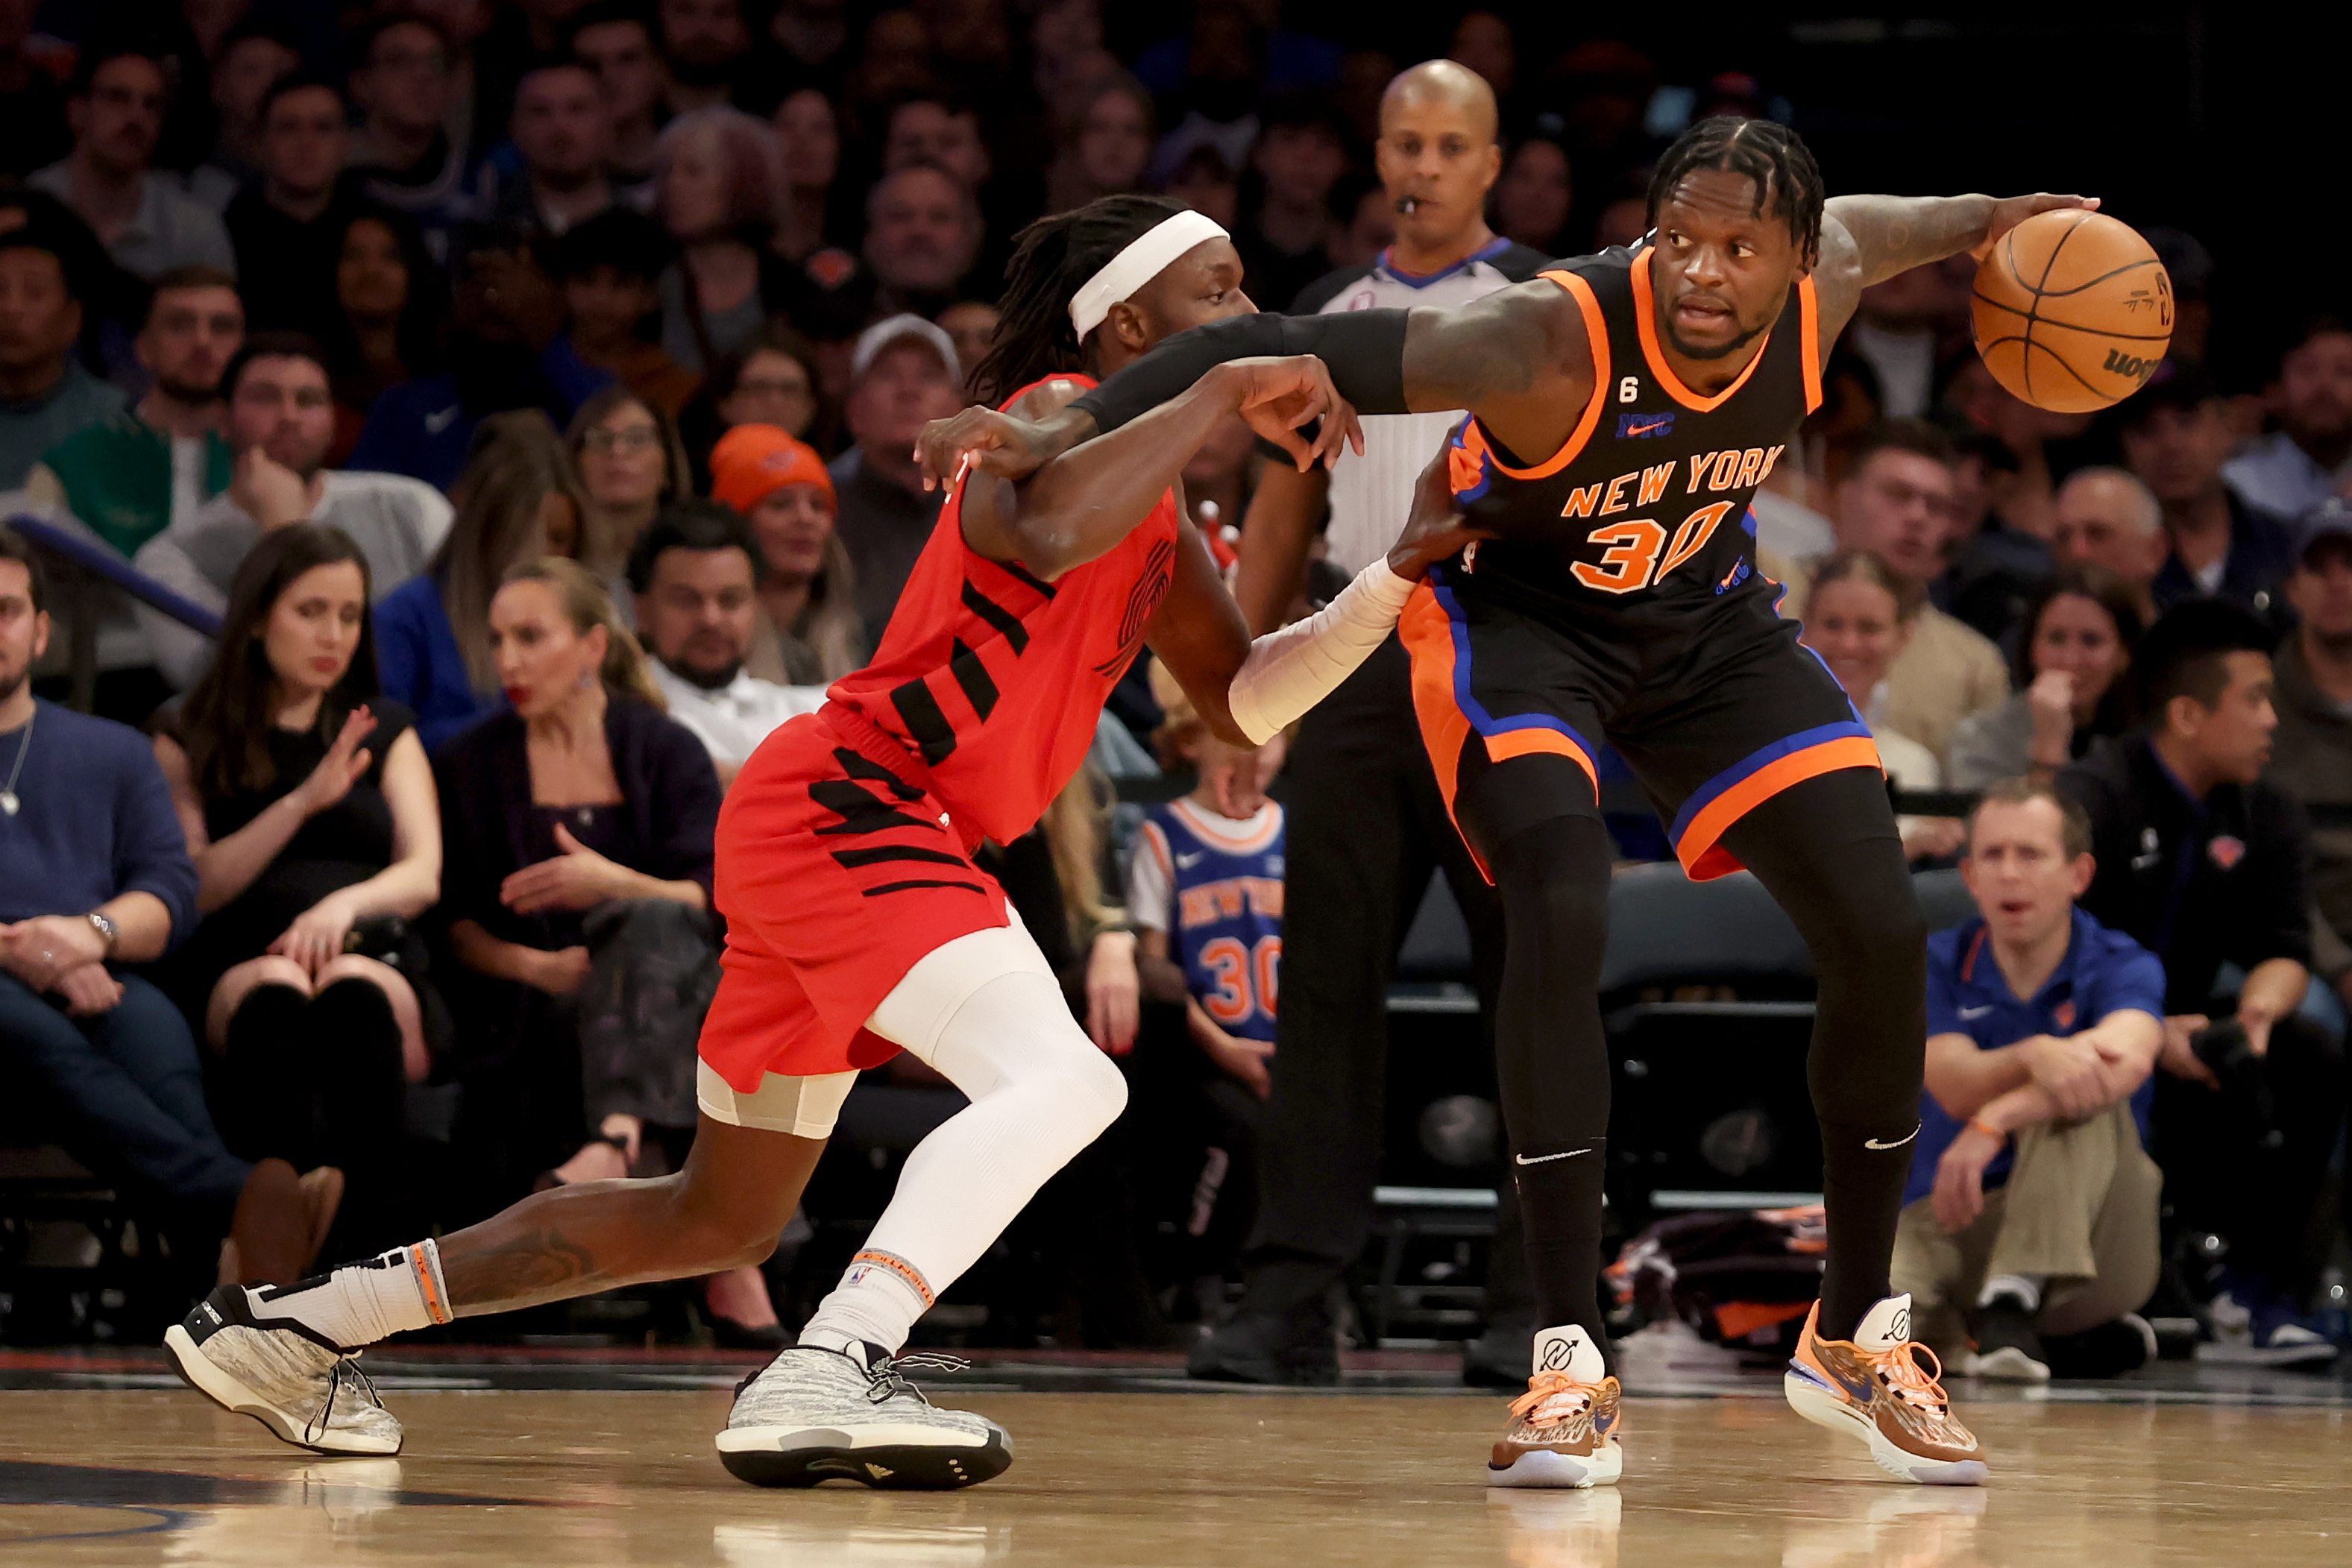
left=1816, top=1119, right=1915, bottom=1342
left=1510, top=1136, right=1612, bottom=1367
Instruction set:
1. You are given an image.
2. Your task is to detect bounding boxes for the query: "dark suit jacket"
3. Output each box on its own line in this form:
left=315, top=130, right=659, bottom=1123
left=432, top=696, right=722, bottom=959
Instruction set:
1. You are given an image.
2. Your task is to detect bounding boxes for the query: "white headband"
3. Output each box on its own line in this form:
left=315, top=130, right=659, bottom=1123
left=1068, top=210, right=1230, bottom=340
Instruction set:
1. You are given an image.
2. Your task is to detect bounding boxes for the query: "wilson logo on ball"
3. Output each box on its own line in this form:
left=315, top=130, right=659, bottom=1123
left=2102, top=348, right=2159, bottom=382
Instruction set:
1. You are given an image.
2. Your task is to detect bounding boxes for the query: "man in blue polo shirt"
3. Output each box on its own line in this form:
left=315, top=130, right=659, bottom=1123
left=1892, top=778, right=2167, bottom=1381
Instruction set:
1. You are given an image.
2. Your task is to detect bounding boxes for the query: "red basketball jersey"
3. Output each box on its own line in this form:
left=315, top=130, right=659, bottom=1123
left=826, top=375, right=1180, bottom=846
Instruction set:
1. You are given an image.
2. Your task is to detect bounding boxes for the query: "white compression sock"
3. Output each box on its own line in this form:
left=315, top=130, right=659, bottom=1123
left=245, top=1240, right=454, bottom=1350
left=800, top=925, right=1128, bottom=1356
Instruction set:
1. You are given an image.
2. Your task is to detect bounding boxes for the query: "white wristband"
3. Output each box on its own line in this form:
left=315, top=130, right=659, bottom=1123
left=1227, top=560, right=1416, bottom=746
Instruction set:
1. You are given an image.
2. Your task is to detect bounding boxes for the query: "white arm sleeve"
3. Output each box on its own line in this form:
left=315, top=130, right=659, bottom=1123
left=1226, top=559, right=1416, bottom=746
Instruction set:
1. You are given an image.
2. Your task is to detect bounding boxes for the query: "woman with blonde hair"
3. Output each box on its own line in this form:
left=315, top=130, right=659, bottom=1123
left=430, top=558, right=782, bottom=1341
left=375, top=411, right=592, bottom=751
left=653, top=107, right=796, bottom=374
left=1799, top=550, right=1962, bottom=862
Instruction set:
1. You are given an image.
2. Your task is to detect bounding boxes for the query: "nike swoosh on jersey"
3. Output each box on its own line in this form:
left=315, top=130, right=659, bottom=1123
left=1175, top=852, right=1204, bottom=869
left=1514, top=1148, right=1592, bottom=1165
left=424, top=405, right=462, bottom=434
left=1957, top=1004, right=1994, bottom=1019
left=1863, top=1128, right=1919, bottom=1151
left=1626, top=420, right=1670, bottom=436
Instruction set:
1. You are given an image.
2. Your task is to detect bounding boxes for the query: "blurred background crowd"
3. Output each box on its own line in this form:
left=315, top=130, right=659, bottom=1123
left=2, top=0, right=2350, bottom=1376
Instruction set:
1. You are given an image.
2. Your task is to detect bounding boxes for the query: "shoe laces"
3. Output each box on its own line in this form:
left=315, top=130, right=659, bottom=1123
left=306, top=1355, right=381, bottom=1444
left=1509, top=1370, right=1599, bottom=1429
left=1862, top=1339, right=1951, bottom=1413
left=864, top=1350, right=970, bottom=1406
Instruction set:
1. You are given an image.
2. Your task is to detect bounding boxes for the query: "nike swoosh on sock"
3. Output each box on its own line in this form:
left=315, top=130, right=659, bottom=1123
left=1514, top=1148, right=1593, bottom=1165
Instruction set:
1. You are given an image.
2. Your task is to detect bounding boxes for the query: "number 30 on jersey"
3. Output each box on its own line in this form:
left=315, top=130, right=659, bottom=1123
left=1572, top=501, right=1739, bottom=594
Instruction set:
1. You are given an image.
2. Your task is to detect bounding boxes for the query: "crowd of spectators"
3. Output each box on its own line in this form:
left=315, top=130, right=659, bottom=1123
left=0, top=0, right=2349, bottom=1371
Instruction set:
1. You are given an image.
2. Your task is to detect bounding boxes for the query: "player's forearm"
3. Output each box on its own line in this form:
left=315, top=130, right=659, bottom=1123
left=1226, top=558, right=1415, bottom=746
left=1007, top=364, right=1261, bottom=576
left=1826, top=195, right=1996, bottom=286
left=1071, top=312, right=1412, bottom=435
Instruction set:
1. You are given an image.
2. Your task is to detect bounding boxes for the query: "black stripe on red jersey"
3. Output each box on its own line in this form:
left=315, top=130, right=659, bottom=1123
left=829, top=843, right=970, bottom=869
left=999, top=561, right=1057, bottom=599
left=960, top=581, right=1030, bottom=652
left=863, top=878, right=991, bottom=898
left=890, top=681, right=959, bottom=765
left=809, top=778, right=946, bottom=837
left=833, top=748, right=924, bottom=799
left=948, top=637, right=1000, bottom=720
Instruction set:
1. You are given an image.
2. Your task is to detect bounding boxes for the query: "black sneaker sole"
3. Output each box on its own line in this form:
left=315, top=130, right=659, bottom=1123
left=717, top=1432, right=1012, bottom=1490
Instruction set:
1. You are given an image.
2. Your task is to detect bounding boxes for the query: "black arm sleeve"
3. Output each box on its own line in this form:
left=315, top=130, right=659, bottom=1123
left=1070, top=308, right=1414, bottom=434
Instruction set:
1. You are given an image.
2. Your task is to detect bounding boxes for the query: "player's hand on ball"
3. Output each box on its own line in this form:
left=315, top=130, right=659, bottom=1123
left=1223, top=356, right=1364, bottom=472
left=1387, top=447, right=1494, bottom=581
left=1972, top=194, right=2099, bottom=263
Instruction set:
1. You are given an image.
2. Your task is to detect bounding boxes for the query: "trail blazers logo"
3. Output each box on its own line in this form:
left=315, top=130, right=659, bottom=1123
left=1095, top=538, right=1176, bottom=676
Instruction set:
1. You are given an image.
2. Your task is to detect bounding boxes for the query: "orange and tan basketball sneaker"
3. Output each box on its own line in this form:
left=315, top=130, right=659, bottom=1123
left=1487, top=1325, right=1623, bottom=1489
left=1784, top=1295, right=1988, bottom=1486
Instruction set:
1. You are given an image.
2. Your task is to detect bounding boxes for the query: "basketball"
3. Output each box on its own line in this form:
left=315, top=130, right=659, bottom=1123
left=1970, top=210, right=2175, bottom=413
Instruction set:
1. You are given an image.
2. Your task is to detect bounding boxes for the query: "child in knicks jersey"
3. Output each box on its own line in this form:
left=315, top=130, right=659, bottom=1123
left=1126, top=664, right=1286, bottom=1101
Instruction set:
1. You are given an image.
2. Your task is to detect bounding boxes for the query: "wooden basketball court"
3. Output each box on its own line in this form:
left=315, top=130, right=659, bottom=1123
left=3, top=1346, right=2347, bottom=1566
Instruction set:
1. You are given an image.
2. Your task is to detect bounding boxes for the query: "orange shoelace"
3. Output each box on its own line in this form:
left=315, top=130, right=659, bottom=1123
left=1509, top=1370, right=1602, bottom=1427
left=1861, top=1340, right=1951, bottom=1411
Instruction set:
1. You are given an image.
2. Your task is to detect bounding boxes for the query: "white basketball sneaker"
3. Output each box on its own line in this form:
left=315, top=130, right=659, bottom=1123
left=716, top=1341, right=1013, bottom=1489
left=165, top=1285, right=403, bottom=1455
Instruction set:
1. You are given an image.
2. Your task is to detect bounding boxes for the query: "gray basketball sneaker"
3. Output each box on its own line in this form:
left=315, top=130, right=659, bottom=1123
left=716, top=1342, right=1012, bottom=1489
left=165, top=1285, right=403, bottom=1455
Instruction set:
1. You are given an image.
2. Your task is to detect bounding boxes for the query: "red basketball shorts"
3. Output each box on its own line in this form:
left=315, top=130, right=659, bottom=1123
left=697, top=709, right=1010, bottom=1091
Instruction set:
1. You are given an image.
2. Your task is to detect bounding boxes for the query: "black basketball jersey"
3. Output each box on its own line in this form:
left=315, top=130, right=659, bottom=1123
left=1443, top=243, right=1823, bottom=611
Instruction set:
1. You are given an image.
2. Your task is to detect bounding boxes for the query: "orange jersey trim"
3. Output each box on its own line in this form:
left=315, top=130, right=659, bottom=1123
left=1631, top=250, right=1776, bottom=414
left=1458, top=268, right=1611, bottom=482
left=1799, top=275, right=1824, bottom=413
left=1675, top=734, right=1884, bottom=881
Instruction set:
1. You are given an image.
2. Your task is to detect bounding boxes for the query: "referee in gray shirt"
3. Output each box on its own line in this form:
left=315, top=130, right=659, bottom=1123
left=1195, top=60, right=1550, bottom=1386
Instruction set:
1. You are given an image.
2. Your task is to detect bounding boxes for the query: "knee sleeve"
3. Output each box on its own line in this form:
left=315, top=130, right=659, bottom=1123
left=928, top=970, right=1131, bottom=1141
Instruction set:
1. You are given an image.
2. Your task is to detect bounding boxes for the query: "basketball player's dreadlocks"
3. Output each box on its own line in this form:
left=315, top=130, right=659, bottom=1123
left=1647, top=116, right=1827, bottom=266
left=969, top=195, right=1191, bottom=406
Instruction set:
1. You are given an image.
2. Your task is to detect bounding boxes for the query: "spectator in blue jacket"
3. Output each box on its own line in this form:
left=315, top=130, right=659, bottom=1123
left=0, top=526, right=332, bottom=1287
left=375, top=410, right=590, bottom=751
left=346, top=228, right=611, bottom=491
left=1893, top=778, right=2166, bottom=1382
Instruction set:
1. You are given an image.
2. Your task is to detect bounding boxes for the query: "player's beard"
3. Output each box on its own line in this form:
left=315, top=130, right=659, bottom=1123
left=1663, top=313, right=1768, bottom=362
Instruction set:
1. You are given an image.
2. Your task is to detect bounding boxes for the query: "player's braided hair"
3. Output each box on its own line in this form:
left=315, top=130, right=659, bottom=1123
left=1645, top=116, right=1826, bottom=266
left=969, top=194, right=1192, bottom=406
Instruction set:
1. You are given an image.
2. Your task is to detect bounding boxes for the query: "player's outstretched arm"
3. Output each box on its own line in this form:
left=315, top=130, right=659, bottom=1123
left=1153, top=449, right=1488, bottom=747
left=954, top=356, right=1360, bottom=581
left=1814, top=192, right=2098, bottom=338
left=918, top=285, right=1588, bottom=485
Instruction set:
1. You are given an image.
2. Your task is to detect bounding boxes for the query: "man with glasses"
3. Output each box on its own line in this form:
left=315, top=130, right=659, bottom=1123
left=28, top=45, right=236, bottom=283
left=131, top=334, right=453, bottom=687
